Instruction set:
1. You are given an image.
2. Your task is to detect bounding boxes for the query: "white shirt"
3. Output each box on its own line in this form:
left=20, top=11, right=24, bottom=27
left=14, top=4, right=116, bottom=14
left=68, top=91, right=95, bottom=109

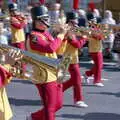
left=0, top=35, right=8, bottom=45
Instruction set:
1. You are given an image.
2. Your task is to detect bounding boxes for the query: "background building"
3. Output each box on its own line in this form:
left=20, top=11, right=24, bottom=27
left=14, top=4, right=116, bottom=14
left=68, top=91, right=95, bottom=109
left=101, top=0, right=120, bottom=22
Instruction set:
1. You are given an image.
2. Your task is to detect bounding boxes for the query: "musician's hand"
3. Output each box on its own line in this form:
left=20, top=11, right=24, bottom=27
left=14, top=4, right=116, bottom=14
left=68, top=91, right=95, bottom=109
left=5, top=49, right=23, bottom=65
left=65, top=31, right=75, bottom=42
left=19, top=14, right=27, bottom=24
left=52, top=28, right=66, bottom=39
left=11, top=17, right=20, bottom=24
left=92, top=33, right=104, bottom=40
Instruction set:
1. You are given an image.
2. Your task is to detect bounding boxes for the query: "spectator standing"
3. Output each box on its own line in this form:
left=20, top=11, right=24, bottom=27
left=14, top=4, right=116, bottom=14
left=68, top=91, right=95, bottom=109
left=58, top=9, right=66, bottom=25
left=101, top=10, right=116, bottom=59
left=24, top=13, right=32, bottom=39
left=48, top=3, right=61, bottom=25
left=93, top=9, right=102, bottom=23
left=112, top=24, right=120, bottom=69
left=102, top=10, right=116, bottom=25
left=0, top=22, right=8, bottom=45
left=77, top=9, right=87, bottom=27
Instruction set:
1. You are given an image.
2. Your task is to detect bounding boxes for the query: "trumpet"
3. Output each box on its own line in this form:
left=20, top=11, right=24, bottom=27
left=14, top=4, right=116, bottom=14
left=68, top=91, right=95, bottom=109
left=70, top=25, right=111, bottom=39
left=50, top=23, right=68, bottom=37
left=88, top=21, right=120, bottom=33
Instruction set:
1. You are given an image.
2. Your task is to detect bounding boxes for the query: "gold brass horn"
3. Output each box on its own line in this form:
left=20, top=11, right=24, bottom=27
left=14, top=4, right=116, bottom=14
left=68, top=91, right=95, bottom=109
left=0, top=44, right=71, bottom=83
left=71, top=25, right=111, bottom=39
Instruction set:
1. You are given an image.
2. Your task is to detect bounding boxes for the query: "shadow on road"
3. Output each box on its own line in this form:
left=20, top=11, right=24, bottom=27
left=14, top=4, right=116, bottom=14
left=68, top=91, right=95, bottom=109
left=63, top=104, right=75, bottom=108
left=80, top=62, right=120, bottom=72
left=82, top=84, right=96, bottom=87
left=103, top=66, right=120, bottom=72
left=87, top=92, right=120, bottom=98
left=57, top=113, right=120, bottom=120
left=9, top=97, right=42, bottom=106
left=11, top=80, right=33, bottom=84
left=79, top=63, right=92, bottom=69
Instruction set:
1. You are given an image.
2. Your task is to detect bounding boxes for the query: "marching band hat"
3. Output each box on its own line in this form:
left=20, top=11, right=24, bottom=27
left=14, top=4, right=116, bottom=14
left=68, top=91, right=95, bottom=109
left=31, top=5, right=50, bottom=27
left=87, top=12, right=97, bottom=22
left=66, top=11, right=79, bottom=23
left=8, top=3, right=18, bottom=11
left=31, top=5, right=49, bottom=20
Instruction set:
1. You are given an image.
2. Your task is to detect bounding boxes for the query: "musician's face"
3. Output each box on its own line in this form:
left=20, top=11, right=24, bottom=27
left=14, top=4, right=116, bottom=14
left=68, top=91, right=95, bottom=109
left=35, top=20, right=48, bottom=30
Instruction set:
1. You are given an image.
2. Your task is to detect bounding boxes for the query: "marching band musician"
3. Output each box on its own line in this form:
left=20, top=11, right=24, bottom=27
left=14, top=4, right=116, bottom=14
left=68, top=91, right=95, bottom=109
left=0, top=50, right=22, bottom=120
left=0, top=65, right=12, bottom=120
left=8, top=2, right=27, bottom=75
left=0, top=21, right=13, bottom=120
left=0, top=64, right=13, bottom=120
left=25, top=5, right=65, bottom=120
left=57, top=11, right=88, bottom=108
left=8, top=2, right=27, bottom=50
left=83, top=16, right=105, bottom=87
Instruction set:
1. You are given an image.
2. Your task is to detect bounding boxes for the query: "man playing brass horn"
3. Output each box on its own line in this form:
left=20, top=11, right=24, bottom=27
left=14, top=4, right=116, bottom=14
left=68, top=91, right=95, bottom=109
left=57, top=11, right=88, bottom=108
left=25, top=5, right=65, bottom=120
left=84, top=14, right=105, bottom=87
left=0, top=49, right=22, bottom=120
left=8, top=3, right=27, bottom=75
left=8, top=3, right=27, bottom=50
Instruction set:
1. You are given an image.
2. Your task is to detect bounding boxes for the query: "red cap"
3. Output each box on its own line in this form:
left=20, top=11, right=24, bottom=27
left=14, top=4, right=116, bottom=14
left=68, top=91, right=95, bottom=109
left=88, top=1, right=95, bottom=12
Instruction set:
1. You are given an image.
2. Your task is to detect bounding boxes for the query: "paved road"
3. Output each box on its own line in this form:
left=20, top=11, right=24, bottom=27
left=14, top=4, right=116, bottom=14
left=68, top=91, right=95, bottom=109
left=6, top=60, right=120, bottom=120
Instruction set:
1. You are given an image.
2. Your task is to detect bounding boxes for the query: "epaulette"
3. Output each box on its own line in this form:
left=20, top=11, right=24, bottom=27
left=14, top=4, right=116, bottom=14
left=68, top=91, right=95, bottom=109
left=30, top=34, right=38, bottom=44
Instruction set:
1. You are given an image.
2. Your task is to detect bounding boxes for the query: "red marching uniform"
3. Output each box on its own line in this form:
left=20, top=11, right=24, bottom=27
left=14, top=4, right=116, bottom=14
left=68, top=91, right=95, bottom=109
left=8, top=3, right=27, bottom=50
left=84, top=28, right=104, bottom=86
left=26, top=29, right=63, bottom=120
left=8, top=3, right=27, bottom=74
left=10, top=15, right=27, bottom=73
left=57, top=11, right=88, bottom=108
left=62, top=34, right=87, bottom=103
left=10, top=14, right=27, bottom=50
left=0, top=64, right=13, bottom=120
left=26, top=6, right=64, bottom=120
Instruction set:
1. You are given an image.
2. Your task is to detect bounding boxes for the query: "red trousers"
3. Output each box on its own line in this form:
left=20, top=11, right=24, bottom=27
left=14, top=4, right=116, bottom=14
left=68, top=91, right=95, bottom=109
left=31, top=81, right=63, bottom=120
left=62, top=64, right=83, bottom=103
left=85, top=52, right=103, bottom=83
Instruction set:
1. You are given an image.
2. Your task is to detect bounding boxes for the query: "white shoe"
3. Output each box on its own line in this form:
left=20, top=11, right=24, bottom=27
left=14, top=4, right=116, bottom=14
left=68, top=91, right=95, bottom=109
left=94, top=83, right=104, bottom=87
left=83, top=74, right=90, bottom=84
left=75, top=101, right=88, bottom=108
left=102, top=78, right=109, bottom=81
left=88, top=60, right=94, bottom=64
left=26, top=115, right=32, bottom=120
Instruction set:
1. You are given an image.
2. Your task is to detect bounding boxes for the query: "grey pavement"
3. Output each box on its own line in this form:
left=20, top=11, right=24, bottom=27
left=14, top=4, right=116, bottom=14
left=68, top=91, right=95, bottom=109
left=6, top=60, right=120, bottom=120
